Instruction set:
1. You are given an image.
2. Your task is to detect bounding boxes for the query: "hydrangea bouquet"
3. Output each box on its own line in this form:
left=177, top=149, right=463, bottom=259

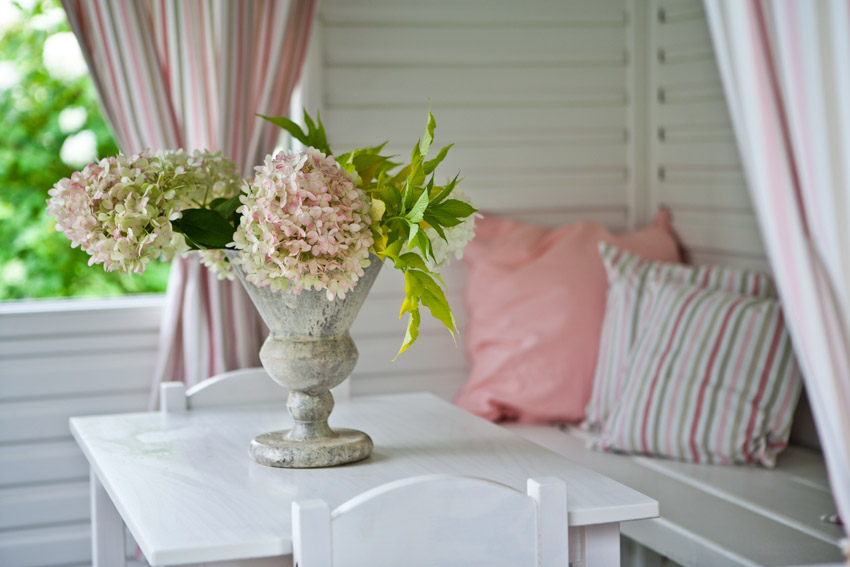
left=48, top=111, right=477, bottom=356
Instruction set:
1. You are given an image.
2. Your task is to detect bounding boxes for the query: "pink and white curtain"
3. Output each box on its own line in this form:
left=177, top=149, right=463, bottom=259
left=61, top=0, right=317, bottom=396
left=705, top=0, right=850, bottom=547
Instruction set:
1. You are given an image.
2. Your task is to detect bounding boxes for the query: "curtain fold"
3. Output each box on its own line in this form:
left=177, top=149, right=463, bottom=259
left=704, top=0, right=850, bottom=548
left=62, top=0, right=317, bottom=396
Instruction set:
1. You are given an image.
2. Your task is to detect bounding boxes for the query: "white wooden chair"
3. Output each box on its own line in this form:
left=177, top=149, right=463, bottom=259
left=292, top=474, right=569, bottom=567
left=159, top=366, right=351, bottom=412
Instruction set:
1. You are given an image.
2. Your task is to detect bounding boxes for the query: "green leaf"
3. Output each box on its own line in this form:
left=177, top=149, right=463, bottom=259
left=406, top=188, right=430, bottom=224
left=432, top=198, right=476, bottom=219
left=304, top=112, right=316, bottom=134
left=258, top=114, right=308, bottom=146
left=430, top=173, right=461, bottom=204
left=373, top=176, right=403, bottom=214
left=407, top=220, right=420, bottom=247
left=395, top=308, right=421, bottom=359
left=335, top=151, right=356, bottom=174
left=424, top=210, right=464, bottom=228
left=212, top=194, right=242, bottom=220
left=180, top=233, right=203, bottom=251
left=419, top=110, right=436, bottom=157
left=306, top=109, right=331, bottom=154
left=404, top=146, right=426, bottom=209
left=171, top=209, right=235, bottom=249
left=410, top=228, right=434, bottom=262
left=429, top=219, right=448, bottom=242
left=258, top=109, right=332, bottom=155
left=409, top=270, right=456, bottom=338
left=316, top=110, right=329, bottom=150
left=353, top=152, right=391, bottom=185
left=392, top=164, right=411, bottom=186
left=423, top=143, right=452, bottom=175
left=398, top=252, right=430, bottom=272
left=380, top=239, right=405, bottom=263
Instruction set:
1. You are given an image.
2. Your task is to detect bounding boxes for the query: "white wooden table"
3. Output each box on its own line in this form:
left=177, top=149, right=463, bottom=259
left=70, top=392, right=658, bottom=566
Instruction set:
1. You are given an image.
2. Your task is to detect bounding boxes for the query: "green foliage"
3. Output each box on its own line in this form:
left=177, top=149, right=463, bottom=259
left=0, top=0, right=169, bottom=300
left=171, top=209, right=236, bottom=250
left=263, top=109, right=477, bottom=357
left=257, top=112, right=331, bottom=156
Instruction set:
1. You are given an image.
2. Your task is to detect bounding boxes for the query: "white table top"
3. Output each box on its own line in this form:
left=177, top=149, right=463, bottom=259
left=71, top=392, right=658, bottom=565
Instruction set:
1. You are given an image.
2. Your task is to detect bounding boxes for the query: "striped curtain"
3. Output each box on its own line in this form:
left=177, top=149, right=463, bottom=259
left=61, top=0, right=317, bottom=394
left=705, top=0, right=850, bottom=547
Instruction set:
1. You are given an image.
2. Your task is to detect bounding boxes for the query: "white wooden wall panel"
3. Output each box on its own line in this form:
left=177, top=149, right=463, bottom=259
left=0, top=481, right=89, bottom=530
left=313, top=0, right=633, bottom=401
left=0, top=297, right=161, bottom=567
left=648, top=0, right=767, bottom=267
left=318, top=0, right=631, bottom=229
left=0, top=524, right=91, bottom=567
left=321, top=0, right=627, bottom=26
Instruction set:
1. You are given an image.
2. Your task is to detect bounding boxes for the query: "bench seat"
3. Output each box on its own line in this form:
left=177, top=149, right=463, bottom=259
left=503, top=424, right=845, bottom=567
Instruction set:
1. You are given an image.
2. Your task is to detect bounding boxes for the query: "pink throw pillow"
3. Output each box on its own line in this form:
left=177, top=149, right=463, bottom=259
left=454, top=211, right=681, bottom=423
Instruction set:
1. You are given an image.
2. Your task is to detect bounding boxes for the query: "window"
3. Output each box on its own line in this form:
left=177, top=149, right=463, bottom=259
left=0, top=0, right=170, bottom=300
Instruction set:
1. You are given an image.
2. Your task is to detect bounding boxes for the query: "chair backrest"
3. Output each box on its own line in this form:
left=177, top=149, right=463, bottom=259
left=292, top=474, right=569, bottom=567
left=159, top=366, right=353, bottom=413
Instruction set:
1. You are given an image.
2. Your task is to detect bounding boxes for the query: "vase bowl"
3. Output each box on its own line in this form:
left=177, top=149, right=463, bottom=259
left=226, top=251, right=382, bottom=468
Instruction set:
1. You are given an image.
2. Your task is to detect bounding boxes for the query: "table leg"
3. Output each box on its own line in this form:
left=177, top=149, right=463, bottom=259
left=575, top=522, right=620, bottom=567
left=90, top=469, right=126, bottom=567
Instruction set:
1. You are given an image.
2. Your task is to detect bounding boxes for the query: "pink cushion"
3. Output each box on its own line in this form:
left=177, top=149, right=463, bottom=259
left=454, top=211, right=680, bottom=423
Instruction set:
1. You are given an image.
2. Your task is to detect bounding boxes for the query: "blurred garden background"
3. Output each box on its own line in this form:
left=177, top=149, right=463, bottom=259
left=0, top=0, right=170, bottom=300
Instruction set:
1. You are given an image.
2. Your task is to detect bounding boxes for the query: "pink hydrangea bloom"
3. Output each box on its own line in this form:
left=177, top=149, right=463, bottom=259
left=47, top=150, right=240, bottom=275
left=232, top=148, right=374, bottom=300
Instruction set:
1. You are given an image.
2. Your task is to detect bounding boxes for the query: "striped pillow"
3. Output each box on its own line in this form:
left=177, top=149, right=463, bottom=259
left=583, top=244, right=777, bottom=431
left=597, top=279, right=802, bottom=466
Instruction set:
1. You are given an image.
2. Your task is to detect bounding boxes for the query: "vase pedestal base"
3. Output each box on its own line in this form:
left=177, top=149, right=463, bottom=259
left=249, top=428, right=373, bottom=468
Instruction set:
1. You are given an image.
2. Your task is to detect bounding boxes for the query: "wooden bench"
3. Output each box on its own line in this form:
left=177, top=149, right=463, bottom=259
left=502, top=395, right=845, bottom=567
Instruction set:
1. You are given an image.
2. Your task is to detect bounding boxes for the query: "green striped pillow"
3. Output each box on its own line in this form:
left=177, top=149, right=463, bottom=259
left=597, top=279, right=802, bottom=466
left=584, top=244, right=777, bottom=431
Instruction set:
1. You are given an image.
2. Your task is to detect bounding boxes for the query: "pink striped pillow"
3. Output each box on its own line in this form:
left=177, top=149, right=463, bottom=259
left=597, top=279, right=802, bottom=467
left=584, top=244, right=777, bottom=431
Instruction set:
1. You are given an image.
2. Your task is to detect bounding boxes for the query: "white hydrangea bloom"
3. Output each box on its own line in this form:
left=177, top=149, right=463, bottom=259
left=47, top=150, right=242, bottom=275
left=0, top=61, right=20, bottom=92
left=0, top=1, right=21, bottom=33
left=30, top=7, right=65, bottom=31
left=42, top=32, right=87, bottom=82
left=60, top=130, right=98, bottom=168
left=199, top=250, right=234, bottom=280
left=58, top=106, right=87, bottom=133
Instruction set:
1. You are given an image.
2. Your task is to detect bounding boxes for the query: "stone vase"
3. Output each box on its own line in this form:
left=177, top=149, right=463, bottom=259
left=226, top=251, right=383, bottom=468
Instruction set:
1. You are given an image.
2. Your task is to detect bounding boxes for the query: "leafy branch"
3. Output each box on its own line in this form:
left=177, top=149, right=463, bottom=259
left=260, top=109, right=477, bottom=357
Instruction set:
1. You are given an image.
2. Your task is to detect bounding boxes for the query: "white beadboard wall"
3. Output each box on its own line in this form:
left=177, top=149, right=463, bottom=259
left=312, top=0, right=634, bottom=399
left=308, top=0, right=768, bottom=398
left=0, top=1, right=772, bottom=565
left=0, top=297, right=161, bottom=567
left=317, top=0, right=632, bottom=231
left=647, top=0, right=769, bottom=272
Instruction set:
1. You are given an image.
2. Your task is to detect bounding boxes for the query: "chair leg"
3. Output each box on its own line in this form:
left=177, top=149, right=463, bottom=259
left=292, top=499, right=332, bottom=567
left=90, top=469, right=126, bottom=567
left=528, top=477, right=569, bottom=567
left=581, top=522, right=620, bottom=567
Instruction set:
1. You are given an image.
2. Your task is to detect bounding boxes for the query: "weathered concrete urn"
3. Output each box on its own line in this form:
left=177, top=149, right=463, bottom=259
left=226, top=252, right=383, bottom=468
